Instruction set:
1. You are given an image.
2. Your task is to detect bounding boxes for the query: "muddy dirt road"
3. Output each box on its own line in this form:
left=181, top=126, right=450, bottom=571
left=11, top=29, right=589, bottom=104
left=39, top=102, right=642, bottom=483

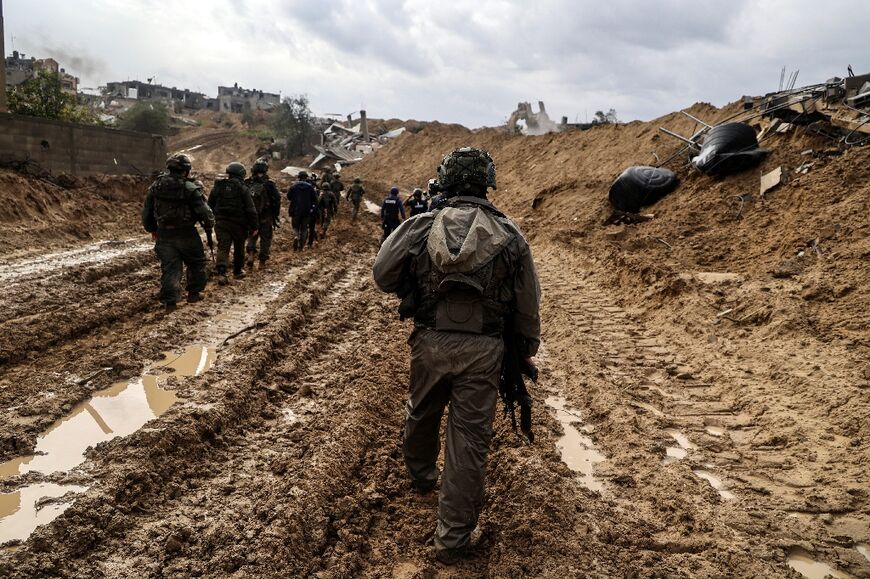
left=0, top=190, right=868, bottom=576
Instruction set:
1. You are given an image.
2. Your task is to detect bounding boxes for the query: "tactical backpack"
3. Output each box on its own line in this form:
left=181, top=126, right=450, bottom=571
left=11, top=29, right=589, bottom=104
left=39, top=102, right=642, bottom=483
left=247, top=179, right=269, bottom=216
left=409, top=200, right=518, bottom=336
left=152, top=175, right=197, bottom=229
left=349, top=183, right=364, bottom=202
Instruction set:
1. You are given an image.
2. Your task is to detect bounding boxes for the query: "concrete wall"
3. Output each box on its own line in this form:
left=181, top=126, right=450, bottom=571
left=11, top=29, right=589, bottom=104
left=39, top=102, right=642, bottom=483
left=0, top=112, right=166, bottom=176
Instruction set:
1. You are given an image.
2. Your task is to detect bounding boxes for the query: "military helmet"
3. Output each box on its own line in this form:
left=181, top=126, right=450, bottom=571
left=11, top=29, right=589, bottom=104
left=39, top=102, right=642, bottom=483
left=166, top=153, right=192, bottom=173
left=390, top=186, right=399, bottom=195
left=297, top=170, right=309, bottom=180
left=413, top=187, right=423, bottom=197
left=353, top=177, right=361, bottom=184
left=436, top=147, right=497, bottom=192
left=226, top=162, right=246, bottom=178
left=252, top=157, right=269, bottom=174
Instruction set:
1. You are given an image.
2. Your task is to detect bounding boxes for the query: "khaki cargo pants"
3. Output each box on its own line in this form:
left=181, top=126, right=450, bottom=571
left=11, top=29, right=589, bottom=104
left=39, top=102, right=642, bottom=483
left=404, top=328, right=503, bottom=553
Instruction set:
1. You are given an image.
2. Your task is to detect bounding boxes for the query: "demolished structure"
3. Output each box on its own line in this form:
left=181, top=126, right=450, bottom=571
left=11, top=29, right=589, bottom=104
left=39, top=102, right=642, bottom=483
left=308, top=110, right=406, bottom=170
left=507, top=101, right=560, bottom=135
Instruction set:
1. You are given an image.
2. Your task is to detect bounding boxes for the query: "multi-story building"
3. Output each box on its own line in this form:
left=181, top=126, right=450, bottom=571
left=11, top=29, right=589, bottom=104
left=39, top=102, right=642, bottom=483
left=4, top=51, right=79, bottom=94
left=210, top=83, right=280, bottom=113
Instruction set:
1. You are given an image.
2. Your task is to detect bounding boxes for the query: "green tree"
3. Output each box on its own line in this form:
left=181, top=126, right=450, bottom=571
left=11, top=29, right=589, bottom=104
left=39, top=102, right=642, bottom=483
left=119, top=102, right=171, bottom=135
left=270, top=95, right=314, bottom=156
left=9, top=71, right=81, bottom=121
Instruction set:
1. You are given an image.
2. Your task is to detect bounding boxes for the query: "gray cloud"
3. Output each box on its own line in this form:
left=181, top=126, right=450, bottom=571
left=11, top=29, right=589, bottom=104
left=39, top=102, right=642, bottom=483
left=5, top=0, right=869, bottom=126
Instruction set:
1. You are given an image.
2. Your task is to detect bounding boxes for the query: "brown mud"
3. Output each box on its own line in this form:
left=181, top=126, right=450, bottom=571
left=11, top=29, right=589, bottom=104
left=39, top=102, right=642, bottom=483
left=0, top=101, right=867, bottom=577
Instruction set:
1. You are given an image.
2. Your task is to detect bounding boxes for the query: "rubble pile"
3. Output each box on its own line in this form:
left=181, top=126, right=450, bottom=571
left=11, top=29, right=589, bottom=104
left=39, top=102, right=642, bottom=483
left=310, top=111, right=405, bottom=170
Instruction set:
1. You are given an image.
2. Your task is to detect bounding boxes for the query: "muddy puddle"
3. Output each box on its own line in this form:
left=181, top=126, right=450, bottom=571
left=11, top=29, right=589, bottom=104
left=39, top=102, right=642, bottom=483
left=0, top=238, right=150, bottom=283
left=545, top=396, right=605, bottom=492
left=364, top=199, right=382, bottom=215
left=786, top=547, right=851, bottom=579
left=0, top=346, right=215, bottom=545
left=663, top=428, right=698, bottom=464
left=705, top=425, right=726, bottom=436
left=0, top=483, right=87, bottom=545
left=693, top=469, right=736, bottom=501
left=0, top=346, right=214, bottom=479
left=858, top=544, right=870, bottom=563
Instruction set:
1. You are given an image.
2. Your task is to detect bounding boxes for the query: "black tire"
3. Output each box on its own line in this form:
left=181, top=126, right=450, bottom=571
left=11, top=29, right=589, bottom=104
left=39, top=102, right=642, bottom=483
left=608, top=166, right=678, bottom=213
left=694, top=123, right=764, bottom=176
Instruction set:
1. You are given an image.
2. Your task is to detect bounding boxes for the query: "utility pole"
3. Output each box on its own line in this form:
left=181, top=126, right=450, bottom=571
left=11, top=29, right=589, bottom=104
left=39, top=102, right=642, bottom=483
left=0, top=0, right=7, bottom=113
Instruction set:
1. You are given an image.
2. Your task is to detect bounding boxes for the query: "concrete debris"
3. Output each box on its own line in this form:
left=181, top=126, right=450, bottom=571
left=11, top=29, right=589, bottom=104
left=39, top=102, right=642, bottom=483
left=759, top=166, right=784, bottom=196
left=309, top=110, right=405, bottom=169
left=507, top=101, right=560, bottom=135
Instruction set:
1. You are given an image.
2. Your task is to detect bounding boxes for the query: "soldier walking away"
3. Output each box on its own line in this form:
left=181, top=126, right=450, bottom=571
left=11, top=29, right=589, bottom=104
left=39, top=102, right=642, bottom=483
left=330, top=172, right=344, bottom=213
left=372, top=147, right=541, bottom=565
left=348, top=177, right=365, bottom=223
left=245, top=157, right=281, bottom=271
left=208, top=162, right=258, bottom=285
left=318, top=181, right=339, bottom=239
left=380, top=186, right=405, bottom=243
left=307, top=173, right=321, bottom=248
left=286, top=170, right=318, bottom=251
left=405, top=187, right=429, bottom=216
left=141, top=154, right=215, bottom=311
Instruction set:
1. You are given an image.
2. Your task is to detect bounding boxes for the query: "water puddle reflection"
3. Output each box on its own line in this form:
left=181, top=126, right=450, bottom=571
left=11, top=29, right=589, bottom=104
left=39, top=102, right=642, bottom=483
left=0, top=483, right=87, bottom=545
left=663, top=429, right=697, bottom=464
left=545, top=396, right=605, bottom=492
left=705, top=425, right=726, bottom=436
left=786, top=547, right=850, bottom=579
left=693, top=469, right=736, bottom=501
left=0, top=346, right=214, bottom=479
left=857, top=543, right=870, bottom=563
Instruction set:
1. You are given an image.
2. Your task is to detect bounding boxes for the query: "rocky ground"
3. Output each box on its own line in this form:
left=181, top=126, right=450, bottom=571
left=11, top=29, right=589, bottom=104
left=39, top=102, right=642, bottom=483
left=0, top=104, right=868, bottom=577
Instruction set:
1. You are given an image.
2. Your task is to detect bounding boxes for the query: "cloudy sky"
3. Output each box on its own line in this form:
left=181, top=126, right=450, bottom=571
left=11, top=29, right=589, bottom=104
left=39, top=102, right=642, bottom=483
left=5, top=0, right=869, bottom=127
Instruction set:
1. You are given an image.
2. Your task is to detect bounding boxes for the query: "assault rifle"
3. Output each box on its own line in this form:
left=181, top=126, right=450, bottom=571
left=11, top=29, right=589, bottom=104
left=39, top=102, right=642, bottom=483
left=205, top=229, right=215, bottom=264
left=500, top=320, right=537, bottom=443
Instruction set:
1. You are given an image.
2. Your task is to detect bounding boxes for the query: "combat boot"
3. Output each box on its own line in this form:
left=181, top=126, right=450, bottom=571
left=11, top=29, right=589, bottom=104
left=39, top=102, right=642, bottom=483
left=234, top=270, right=246, bottom=279
left=163, top=302, right=177, bottom=313
left=259, top=259, right=269, bottom=270
left=187, top=292, right=203, bottom=303
left=246, top=251, right=255, bottom=270
left=217, top=270, right=229, bottom=285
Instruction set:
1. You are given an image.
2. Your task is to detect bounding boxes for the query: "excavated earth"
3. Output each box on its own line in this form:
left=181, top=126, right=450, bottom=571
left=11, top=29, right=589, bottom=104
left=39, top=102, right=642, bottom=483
left=0, top=102, right=868, bottom=578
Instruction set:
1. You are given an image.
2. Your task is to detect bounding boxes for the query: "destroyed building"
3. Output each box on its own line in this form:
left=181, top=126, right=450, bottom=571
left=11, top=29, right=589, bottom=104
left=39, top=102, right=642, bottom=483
left=4, top=51, right=79, bottom=94
left=507, top=101, right=560, bottom=135
left=104, top=81, right=208, bottom=112
left=210, top=83, right=280, bottom=113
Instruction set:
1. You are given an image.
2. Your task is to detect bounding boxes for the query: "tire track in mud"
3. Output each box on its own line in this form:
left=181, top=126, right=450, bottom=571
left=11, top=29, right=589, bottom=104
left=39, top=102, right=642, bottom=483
left=0, top=222, right=393, bottom=576
left=535, top=246, right=869, bottom=577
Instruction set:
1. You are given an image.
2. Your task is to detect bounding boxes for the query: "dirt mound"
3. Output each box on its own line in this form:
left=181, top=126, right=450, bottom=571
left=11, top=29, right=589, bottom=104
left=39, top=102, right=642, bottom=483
left=347, top=101, right=869, bottom=348
left=0, top=170, right=151, bottom=259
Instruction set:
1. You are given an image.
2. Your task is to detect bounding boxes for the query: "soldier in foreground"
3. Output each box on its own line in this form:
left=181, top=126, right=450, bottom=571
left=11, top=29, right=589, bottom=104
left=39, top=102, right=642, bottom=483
left=208, top=162, right=258, bottom=285
left=245, top=158, right=282, bottom=271
left=141, top=154, right=215, bottom=311
left=286, top=170, right=318, bottom=251
left=372, top=147, right=541, bottom=565
left=347, top=177, right=365, bottom=223
left=380, top=186, right=405, bottom=242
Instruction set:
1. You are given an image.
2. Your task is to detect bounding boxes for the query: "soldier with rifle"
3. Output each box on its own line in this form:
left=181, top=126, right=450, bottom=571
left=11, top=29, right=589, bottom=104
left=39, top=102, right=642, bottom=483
left=373, top=147, right=541, bottom=565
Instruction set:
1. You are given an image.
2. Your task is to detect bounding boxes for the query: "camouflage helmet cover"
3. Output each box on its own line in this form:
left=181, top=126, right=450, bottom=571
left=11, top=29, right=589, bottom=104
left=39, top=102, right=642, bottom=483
left=252, top=157, right=269, bottom=174
left=226, top=162, right=246, bottom=178
left=436, top=147, right=497, bottom=191
left=166, top=153, right=192, bottom=173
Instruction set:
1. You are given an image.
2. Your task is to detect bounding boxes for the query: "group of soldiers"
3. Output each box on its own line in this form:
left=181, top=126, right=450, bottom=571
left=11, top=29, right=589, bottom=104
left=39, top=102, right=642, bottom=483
left=143, top=146, right=542, bottom=567
left=141, top=153, right=367, bottom=309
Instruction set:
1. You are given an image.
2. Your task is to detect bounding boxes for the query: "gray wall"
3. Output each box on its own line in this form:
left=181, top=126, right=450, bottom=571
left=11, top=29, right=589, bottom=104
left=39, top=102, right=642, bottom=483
left=0, top=113, right=166, bottom=176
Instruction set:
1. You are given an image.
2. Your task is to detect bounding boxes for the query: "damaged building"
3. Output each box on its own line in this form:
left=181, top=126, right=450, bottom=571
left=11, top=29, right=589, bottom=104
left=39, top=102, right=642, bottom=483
left=104, top=80, right=208, bottom=111
left=210, top=83, right=280, bottom=113
left=5, top=51, right=78, bottom=94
